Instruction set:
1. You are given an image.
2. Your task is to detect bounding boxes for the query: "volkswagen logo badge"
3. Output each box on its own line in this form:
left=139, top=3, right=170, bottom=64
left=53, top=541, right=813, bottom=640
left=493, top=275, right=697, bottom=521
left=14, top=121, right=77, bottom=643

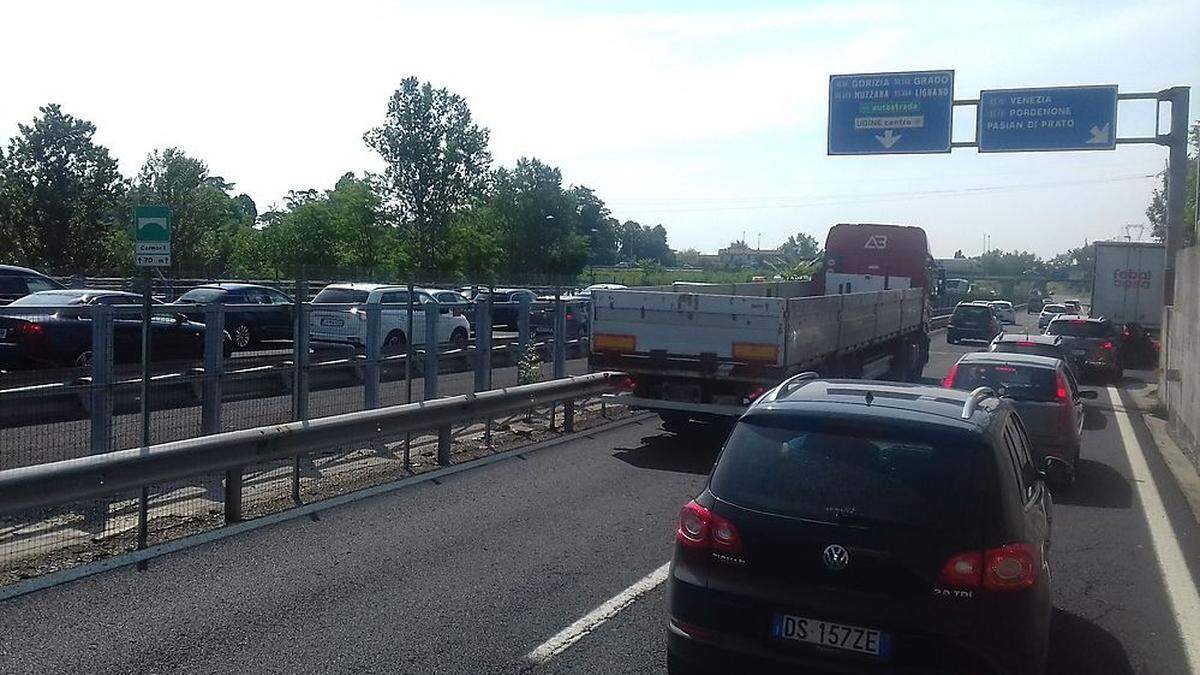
left=822, top=544, right=850, bottom=571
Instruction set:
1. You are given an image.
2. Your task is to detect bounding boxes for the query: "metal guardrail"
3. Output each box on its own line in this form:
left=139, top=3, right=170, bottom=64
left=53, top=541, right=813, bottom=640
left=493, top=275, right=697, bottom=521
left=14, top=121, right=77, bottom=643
left=0, top=372, right=621, bottom=521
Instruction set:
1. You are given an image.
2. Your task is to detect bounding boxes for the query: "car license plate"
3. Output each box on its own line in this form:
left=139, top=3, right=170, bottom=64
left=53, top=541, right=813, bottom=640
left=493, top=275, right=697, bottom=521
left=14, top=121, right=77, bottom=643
left=772, top=614, right=889, bottom=657
left=320, top=317, right=345, bottom=328
left=1071, top=348, right=1087, bottom=356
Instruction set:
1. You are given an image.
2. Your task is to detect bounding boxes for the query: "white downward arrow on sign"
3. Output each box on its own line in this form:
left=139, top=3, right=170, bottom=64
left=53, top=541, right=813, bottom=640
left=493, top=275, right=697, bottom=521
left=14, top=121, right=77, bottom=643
left=1087, top=123, right=1111, bottom=144
left=875, top=129, right=902, bottom=149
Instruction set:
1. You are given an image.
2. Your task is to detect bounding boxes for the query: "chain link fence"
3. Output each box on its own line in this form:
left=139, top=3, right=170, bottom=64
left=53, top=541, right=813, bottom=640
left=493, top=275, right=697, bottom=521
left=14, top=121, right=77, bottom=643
left=0, top=275, right=619, bottom=587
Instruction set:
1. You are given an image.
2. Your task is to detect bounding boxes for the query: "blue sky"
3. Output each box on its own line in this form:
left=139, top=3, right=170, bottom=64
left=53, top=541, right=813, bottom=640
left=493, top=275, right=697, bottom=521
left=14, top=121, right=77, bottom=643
left=1, top=0, right=1196, bottom=257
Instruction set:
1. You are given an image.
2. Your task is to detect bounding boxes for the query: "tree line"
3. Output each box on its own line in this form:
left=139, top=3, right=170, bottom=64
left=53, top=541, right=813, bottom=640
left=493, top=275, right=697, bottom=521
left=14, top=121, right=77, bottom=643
left=0, top=78, right=677, bottom=281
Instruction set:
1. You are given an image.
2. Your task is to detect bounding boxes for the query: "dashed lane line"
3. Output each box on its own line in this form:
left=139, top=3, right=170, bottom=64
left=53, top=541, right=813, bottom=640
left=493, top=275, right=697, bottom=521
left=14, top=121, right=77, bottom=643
left=526, top=561, right=671, bottom=664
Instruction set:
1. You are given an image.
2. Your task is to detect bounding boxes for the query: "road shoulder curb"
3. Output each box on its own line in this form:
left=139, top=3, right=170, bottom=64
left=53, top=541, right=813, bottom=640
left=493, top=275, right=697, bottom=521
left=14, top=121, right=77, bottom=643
left=1122, top=381, right=1200, bottom=526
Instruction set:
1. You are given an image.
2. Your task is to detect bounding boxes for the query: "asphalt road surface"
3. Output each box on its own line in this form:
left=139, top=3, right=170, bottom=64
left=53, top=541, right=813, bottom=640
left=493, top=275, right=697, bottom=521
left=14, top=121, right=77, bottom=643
left=1, top=313, right=1198, bottom=674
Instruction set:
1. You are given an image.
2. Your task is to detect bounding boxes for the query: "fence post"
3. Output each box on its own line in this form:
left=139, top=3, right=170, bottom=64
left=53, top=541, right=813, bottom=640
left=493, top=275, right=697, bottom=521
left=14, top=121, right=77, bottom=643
left=201, top=303, right=225, bottom=435
left=553, top=292, right=566, bottom=380
left=474, top=296, right=492, bottom=391
left=437, top=425, right=452, bottom=466
left=552, top=291, right=566, bottom=429
left=292, top=280, right=310, bottom=422
left=224, top=467, right=243, bottom=523
left=424, top=302, right=439, bottom=400
left=291, top=279, right=311, bottom=504
left=518, top=293, right=531, bottom=356
left=564, top=399, right=575, bottom=432
left=364, top=302, right=381, bottom=409
left=83, top=304, right=114, bottom=531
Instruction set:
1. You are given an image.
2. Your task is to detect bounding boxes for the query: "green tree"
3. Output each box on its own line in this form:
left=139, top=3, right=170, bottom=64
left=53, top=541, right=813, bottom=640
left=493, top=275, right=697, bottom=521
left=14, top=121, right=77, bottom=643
left=445, top=206, right=507, bottom=281
left=364, top=77, right=492, bottom=271
left=0, top=104, right=127, bottom=270
left=1147, top=121, right=1198, bottom=245
left=779, top=232, right=821, bottom=261
left=570, top=185, right=618, bottom=265
left=615, top=221, right=673, bottom=265
left=260, top=199, right=341, bottom=273
left=489, top=158, right=588, bottom=279
left=327, top=173, right=393, bottom=269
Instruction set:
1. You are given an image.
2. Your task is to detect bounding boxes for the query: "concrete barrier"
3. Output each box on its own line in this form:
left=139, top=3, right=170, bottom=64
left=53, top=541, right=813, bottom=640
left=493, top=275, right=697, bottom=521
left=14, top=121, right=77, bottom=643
left=1161, top=246, right=1200, bottom=473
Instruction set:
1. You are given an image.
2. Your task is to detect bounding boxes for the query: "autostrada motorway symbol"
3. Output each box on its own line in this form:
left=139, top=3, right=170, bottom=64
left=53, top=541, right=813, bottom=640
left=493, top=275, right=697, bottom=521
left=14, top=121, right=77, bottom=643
left=864, top=234, right=888, bottom=249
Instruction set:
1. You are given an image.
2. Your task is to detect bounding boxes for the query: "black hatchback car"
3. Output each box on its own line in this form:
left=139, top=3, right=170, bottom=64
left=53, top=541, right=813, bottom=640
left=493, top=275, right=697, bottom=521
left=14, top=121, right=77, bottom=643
left=946, top=302, right=1001, bottom=344
left=668, top=378, right=1055, bottom=674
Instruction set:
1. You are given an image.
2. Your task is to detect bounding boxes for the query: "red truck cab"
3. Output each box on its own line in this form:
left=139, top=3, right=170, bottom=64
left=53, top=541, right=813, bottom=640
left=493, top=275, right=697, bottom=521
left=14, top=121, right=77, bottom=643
left=814, top=223, right=935, bottom=297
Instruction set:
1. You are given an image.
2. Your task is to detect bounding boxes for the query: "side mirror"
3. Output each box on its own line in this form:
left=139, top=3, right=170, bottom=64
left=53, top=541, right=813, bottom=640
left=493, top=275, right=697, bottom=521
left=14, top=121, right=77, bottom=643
left=1078, top=390, right=1099, bottom=400
left=1040, top=456, right=1073, bottom=485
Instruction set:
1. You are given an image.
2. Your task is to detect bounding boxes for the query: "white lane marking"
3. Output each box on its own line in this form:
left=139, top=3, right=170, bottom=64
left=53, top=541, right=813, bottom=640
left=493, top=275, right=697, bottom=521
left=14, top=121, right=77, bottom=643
left=526, top=561, right=671, bottom=664
left=1108, top=386, right=1200, bottom=673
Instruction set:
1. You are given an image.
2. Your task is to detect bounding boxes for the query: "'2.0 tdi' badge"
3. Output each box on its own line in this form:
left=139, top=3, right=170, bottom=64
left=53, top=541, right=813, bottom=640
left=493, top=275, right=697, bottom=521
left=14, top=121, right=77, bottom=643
left=823, top=544, right=849, bottom=571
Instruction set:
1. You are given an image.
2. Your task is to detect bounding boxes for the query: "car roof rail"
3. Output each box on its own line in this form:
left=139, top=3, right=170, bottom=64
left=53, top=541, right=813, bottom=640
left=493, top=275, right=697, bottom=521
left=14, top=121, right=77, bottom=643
left=961, top=386, right=997, bottom=419
left=766, top=371, right=821, bottom=402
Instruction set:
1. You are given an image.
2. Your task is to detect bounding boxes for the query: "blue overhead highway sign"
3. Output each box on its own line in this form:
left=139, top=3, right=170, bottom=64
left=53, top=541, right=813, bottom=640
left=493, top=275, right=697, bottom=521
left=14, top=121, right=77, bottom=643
left=977, top=85, right=1118, bottom=152
left=828, top=70, right=954, bottom=155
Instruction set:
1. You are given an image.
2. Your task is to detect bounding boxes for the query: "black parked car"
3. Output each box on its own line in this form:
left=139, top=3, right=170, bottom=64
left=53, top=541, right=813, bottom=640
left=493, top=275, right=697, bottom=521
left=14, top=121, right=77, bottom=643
left=668, top=377, right=1055, bottom=674
left=530, top=295, right=588, bottom=339
left=947, top=302, right=1001, bottom=344
left=0, top=265, right=66, bottom=305
left=0, top=290, right=224, bottom=370
left=175, top=283, right=293, bottom=350
left=472, top=288, right=537, bottom=330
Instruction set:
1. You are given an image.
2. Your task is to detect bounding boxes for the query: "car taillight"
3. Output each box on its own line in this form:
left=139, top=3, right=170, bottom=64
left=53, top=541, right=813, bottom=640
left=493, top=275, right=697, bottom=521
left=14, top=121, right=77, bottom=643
left=1016, top=341, right=1036, bottom=347
left=983, top=543, right=1039, bottom=590
left=618, top=375, right=637, bottom=392
left=565, top=312, right=575, bottom=321
left=940, top=543, right=1038, bottom=591
left=1100, top=340, right=1113, bottom=351
left=676, top=500, right=742, bottom=554
left=13, top=322, right=45, bottom=345
left=746, top=385, right=766, bottom=402
left=1055, top=370, right=1069, bottom=402
left=938, top=551, right=982, bottom=588
left=942, top=362, right=959, bottom=388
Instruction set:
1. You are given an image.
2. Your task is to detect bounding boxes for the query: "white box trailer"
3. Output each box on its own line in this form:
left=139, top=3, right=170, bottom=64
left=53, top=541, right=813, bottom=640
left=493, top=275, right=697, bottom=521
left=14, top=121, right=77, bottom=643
left=1091, top=241, right=1165, bottom=328
left=589, top=282, right=929, bottom=419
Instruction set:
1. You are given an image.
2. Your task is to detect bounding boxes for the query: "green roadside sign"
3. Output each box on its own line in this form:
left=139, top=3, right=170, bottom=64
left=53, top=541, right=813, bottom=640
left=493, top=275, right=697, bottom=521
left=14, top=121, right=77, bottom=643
left=134, top=205, right=171, bottom=267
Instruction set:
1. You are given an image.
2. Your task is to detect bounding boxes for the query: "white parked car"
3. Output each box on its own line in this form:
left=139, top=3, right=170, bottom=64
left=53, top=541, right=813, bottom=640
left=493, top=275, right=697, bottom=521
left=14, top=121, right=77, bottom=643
left=308, top=283, right=470, bottom=352
left=988, top=300, right=1016, bottom=324
left=578, top=283, right=628, bottom=297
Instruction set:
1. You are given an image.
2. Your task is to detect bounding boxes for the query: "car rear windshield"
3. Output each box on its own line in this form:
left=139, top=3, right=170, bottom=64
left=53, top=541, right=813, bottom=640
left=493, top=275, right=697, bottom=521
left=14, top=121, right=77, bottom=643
left=993, top=342, right=1062, bottom=359
left=313, top=288, right=370, bottom=304
left=1042, top=304, right=1066, bottom=313
left=991, top=302, right=1012, bottom=309
left=177, top=288, right=225, bottom=304
left=1047, top=321, right=1110, bottom=338
left=710, top=417, right=976, bottom=529
left=951, top=362, right=1058, bottom=402
left=953, top=306, right=992, bottom=320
